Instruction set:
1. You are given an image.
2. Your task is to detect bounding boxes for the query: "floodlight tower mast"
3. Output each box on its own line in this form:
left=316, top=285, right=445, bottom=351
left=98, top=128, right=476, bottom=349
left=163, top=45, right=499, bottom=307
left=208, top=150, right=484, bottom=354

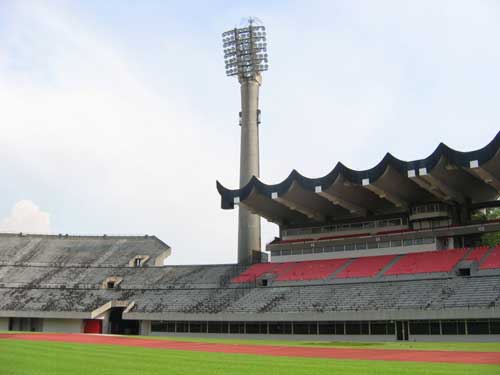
left=222, top=17, right=269, bottom=264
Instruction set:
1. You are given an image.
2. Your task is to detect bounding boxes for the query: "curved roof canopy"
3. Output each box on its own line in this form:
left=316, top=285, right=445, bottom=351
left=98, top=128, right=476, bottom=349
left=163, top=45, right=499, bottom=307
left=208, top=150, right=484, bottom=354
left=217, top=131, right=500, bottom=226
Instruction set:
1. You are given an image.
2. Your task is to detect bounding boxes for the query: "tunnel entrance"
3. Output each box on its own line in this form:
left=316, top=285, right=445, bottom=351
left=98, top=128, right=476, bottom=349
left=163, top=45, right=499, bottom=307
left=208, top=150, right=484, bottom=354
left=108, top=307, right=139, bottom=335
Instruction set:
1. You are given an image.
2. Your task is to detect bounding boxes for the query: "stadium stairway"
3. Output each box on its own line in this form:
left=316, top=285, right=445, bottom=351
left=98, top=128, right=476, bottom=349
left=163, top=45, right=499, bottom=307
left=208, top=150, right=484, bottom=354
left=479, top=245, right=500, bottom=270
left=275, top=258, right=349, bottom=281
left=383, top=248, right=468, bottom=276
left=465, top=246, right=490, bottom=263
left=335, top=255, right=396, bottom=279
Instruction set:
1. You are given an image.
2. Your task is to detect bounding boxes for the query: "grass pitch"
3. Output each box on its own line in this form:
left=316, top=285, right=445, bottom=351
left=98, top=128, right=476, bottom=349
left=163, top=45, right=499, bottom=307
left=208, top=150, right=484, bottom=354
left=1, top=339, right=500, bottom=375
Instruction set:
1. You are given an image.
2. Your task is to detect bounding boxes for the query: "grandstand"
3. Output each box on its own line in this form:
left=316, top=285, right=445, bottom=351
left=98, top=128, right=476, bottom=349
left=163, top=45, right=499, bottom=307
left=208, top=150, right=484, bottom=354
left=1, top=133, right=500, bottom=341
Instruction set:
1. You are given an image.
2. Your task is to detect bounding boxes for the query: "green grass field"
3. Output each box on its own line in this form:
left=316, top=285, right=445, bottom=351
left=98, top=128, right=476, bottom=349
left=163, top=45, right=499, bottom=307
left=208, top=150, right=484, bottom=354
left=1, top=337, right=500, bottom=375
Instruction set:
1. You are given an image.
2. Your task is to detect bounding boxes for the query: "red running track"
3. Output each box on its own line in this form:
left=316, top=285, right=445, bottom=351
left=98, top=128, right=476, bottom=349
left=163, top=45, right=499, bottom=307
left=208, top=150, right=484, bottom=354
left=1, top=333, right=500, bottom=365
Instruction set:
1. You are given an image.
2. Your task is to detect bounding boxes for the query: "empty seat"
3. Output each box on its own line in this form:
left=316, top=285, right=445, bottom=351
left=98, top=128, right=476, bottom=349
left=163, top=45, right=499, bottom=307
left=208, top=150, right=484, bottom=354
left=480, top=245, right=500, bottom=270
left=384, top=248, right=467, bottom=276
left=466, top=246, right=490, bottom=262
left=276, top=258, right=349, bottom=281
left=231, top=262, right=292, bottom=283
left=336, top=255, right=396, bottom=279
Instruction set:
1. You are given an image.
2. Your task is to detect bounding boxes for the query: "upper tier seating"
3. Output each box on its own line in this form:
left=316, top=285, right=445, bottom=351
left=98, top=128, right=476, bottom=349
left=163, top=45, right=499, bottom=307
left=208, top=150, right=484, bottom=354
left=275, top=258, right=349, bottom=281
left=335, top=255, right=396, bottom=279
left=231, top=262, right=293, bottom=283
left=384, top=248, right=467, bottom=276
left=0, top=234, right=168, bottom=267
left=466, top=246, right=490, bottom=262
left=233, top=248, right=475, bottom=283
left=480, top=245, right=500, bottom=270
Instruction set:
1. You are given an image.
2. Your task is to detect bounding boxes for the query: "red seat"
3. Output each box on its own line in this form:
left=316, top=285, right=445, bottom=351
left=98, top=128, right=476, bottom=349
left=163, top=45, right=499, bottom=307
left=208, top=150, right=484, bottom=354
left=231, top=262, right=292, bottom=283
left=479, top=245, right=500, bottom=270
left=275, top=258, right=349, bottom=281
left=466, top=246, right=490, bottom=262
left=336, top=255, right=396, bottom=279
left=384, top=248, right=467, bottom=276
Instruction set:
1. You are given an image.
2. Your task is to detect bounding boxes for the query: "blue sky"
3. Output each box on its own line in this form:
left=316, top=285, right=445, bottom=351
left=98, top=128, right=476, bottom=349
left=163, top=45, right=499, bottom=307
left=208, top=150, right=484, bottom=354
left=0, top=1, right=499, bottom=264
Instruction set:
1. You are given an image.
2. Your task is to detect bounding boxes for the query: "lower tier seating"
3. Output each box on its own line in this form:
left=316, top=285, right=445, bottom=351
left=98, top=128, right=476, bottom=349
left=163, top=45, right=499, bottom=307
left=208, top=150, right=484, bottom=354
left=3, top=275, right=499, bottom=314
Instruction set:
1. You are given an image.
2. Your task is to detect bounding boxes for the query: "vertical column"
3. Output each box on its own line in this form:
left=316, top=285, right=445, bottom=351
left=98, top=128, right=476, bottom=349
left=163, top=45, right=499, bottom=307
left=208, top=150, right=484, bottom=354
left=140, top=320, right=151, bottom=336
left=238, top=74, right=262, bottom=264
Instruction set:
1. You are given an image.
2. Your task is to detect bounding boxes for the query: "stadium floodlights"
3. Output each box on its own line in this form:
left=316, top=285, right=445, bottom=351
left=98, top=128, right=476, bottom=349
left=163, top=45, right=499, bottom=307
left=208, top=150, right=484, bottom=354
left=222, top=18, right=269, bottom=79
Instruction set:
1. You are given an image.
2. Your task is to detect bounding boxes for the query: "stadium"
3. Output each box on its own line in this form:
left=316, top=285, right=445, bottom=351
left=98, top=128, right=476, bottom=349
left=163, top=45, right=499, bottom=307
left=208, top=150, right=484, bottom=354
left=1, top=8, right=500, bottom=375
left=1, top=131, right=500, bottom=342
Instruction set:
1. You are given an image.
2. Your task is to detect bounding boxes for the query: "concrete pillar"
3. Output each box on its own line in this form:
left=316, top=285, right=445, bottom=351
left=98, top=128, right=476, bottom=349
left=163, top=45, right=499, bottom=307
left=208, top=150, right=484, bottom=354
left=237, top=74, right=262, bottom=264
left=101, top=311, right=111, bottom=334
left=140, top=320, right=151, bottom=336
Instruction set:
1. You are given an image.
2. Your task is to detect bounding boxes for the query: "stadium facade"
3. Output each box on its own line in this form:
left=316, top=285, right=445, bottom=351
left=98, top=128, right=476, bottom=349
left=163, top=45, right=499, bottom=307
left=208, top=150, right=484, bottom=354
left=1, top=133, right=499, bottom=342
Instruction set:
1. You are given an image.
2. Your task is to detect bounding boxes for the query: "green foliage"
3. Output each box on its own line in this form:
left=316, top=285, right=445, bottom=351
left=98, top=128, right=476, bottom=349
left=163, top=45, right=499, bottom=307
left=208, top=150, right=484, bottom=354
left=1, top=340, right=499, bottom=375
left=471, top=208, right=500, bottom=246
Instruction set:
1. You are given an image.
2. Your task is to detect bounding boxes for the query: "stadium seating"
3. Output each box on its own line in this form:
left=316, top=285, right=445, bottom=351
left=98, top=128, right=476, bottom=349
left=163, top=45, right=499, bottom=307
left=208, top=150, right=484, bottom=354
left=0, top=264, right=243, bottom=289
left=0, top=234, right=167, bottom=267
left=275, top=258, right=349, bottom=281
left=231, top=262, right=293, bottom=283
left=1, top=275, right=499, bottom=315
left=466, top=246, right=490, bottom=262
left=384, top=248, right=468, bottom=276
left=479, top=245, right=500, bottom=270
left=335, top=255, right=396, bottom=279
left=232, top=248, right=480, bottom=282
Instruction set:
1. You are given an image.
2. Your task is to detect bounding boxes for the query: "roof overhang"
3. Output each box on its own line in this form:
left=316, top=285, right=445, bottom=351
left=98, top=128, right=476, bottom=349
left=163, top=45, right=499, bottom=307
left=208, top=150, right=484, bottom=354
left=217, top=131, right=500, bottom=226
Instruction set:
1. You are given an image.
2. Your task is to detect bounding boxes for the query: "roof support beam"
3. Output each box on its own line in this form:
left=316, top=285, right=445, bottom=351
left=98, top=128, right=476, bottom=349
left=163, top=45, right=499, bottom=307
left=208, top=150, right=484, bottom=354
left=417, top=168, right=465, bottom=203
left=361, top=178, right=407, bottom=208
left=239, top=202, right=283, bottom=225
left=315, top=186, right=367, bottom=215
left=408, top=170, right=449, bottom=201
left=272, top=193, right=325, bottom=221
left=467, top=161, right=500, bottom=192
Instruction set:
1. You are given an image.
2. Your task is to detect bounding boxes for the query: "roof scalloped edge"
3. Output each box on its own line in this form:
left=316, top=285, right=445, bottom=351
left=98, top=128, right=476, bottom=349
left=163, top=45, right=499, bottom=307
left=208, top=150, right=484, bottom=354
left=217, top=130, right=500, bottom=209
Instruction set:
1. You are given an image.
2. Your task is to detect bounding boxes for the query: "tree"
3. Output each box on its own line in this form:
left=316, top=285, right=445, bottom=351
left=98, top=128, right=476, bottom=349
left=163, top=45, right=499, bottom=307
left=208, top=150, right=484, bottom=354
left=473, top=208, right=500, bottom=247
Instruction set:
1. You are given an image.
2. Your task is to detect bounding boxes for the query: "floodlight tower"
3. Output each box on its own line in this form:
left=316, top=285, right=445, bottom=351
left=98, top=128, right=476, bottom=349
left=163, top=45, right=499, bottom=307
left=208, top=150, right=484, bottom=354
left=222, top=17, right=269, bottom=264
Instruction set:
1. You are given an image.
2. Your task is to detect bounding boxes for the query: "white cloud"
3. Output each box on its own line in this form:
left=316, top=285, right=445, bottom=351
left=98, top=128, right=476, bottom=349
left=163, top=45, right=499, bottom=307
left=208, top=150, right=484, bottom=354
left=0, top=2, right=239, bottom=264
left=0, top=200, right=51, bottom=234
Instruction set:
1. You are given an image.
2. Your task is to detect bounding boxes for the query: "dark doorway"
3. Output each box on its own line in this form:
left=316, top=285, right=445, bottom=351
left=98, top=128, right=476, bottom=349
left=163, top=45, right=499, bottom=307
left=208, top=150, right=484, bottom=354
left=458, top=268, right=471, bottom=276
left=108, top=307, right=139, bottom=335
left=396, top=321, right=409, bottom=341
left=9, top=318, right=42, bottom=332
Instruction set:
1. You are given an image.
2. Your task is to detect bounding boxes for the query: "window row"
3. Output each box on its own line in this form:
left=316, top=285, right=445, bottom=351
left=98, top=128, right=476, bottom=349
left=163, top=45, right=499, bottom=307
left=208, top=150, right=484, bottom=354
left=271, top=237, right=435, bottom=257
left=411, top=203, right=450, bottom=215
left=151, top=319, right=500, bottom=335
left=412, top=218, right=451, bottom=231
left=283, top=218, right=406, bottom=237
